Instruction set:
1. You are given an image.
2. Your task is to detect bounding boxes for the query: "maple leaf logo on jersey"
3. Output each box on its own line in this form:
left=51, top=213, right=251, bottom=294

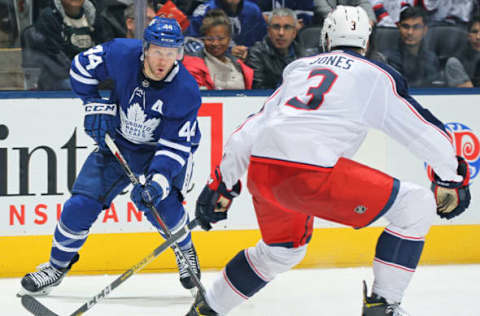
left=120, top=103, right=160, bottom=143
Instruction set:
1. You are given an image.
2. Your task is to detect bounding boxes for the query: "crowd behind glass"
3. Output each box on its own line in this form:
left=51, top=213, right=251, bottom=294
left=0, top=0, right=479, bottom=91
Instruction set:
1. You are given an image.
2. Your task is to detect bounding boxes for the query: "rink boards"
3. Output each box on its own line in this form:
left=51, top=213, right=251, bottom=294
left=1, top=90, right=480, bottom=277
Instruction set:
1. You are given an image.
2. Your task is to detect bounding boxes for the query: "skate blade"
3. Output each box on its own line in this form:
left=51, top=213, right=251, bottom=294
left=17, top=287, right=52, bottom=297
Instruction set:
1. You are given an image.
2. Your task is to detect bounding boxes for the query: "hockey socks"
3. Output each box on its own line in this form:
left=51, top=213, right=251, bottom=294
left=206, top=250, right=269, bottom=314
left=50, top=194, right=103, bottom=269
left=225, top=250, right=268, bottom=297
left=372, top=228, right=425, bottom=303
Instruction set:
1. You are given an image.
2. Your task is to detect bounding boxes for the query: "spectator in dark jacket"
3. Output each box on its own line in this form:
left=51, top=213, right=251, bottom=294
left=254, top=0, right=315, bottom=27
left=246, top=7, right=300, bottom=89
left=187, top=0, right=267, bottom=60
left=183, top=9, right=253, bottom=89
left=383, top=6, right=442, bottom=87
left=445, top=15, right=480, bottom=87
left=32, top=0, right=112, bottom=90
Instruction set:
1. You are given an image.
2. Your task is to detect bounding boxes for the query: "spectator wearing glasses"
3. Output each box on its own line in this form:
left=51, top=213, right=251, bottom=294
left=182, top=9, right=254, bottom=89
left=445, top=15, right=480, bottom=87
left=383, top=6, right=442, bottom=87
left=246, top=7, right=299, bottom=89
left=187, top=0, right=267, bottom=60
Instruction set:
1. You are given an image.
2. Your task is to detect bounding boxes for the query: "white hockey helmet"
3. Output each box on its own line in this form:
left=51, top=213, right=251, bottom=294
left=321, top=5, right=372, bottom=52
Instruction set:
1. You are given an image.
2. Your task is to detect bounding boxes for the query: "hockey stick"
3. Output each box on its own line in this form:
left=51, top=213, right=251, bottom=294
left=104, top=134, right=206, bottom=298
left=21, top=219, right=199, bottom=316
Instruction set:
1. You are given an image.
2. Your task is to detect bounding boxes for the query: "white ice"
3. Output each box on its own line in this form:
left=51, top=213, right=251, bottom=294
left=1, top=265, right=479, bottom=315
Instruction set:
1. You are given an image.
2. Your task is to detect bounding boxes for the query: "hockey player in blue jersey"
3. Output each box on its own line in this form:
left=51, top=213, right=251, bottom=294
left=20, top=17, right=202, bottom=296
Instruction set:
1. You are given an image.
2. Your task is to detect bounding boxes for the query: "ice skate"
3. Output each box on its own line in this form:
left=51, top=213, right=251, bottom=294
left=362, top=281, right=410, bottom=316
left=175, top=244, right=201, bottom=293
left=19, top=254, right=79, bottom=296
left=186, top=291, right=218, bottom=316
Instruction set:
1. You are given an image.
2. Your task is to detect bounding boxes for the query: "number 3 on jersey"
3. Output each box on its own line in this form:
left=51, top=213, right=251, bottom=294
left=285, top=68, right=338, bottom=110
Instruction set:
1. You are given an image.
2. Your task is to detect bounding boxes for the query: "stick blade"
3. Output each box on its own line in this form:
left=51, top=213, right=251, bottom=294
left=20, top=295, right=59, bottom=316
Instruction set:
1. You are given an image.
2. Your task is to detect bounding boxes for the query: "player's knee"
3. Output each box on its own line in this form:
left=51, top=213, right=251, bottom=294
left=409, top=186, right=436, bottom=236
left=392, top=185, right=436, bottom=237
left=246, top=240, right=307, bottom=280
left=61, top=194, right=103, bottom=232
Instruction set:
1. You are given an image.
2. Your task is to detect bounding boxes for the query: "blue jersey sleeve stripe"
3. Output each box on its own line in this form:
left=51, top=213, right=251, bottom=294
left=399, top=94, right=450, bottom=140
left=158, top=138, right=191, bottom=152
left=70, top=69, right=99, bottom=85
left=154, top=150, right=186, bottom=166
left=74, top=55, right=93, bottom=78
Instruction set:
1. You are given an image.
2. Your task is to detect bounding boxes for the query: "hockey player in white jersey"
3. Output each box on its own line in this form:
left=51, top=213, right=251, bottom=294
left=187, top=6, right=471, bottom=316
left=20, top=17, right=202, bottom=296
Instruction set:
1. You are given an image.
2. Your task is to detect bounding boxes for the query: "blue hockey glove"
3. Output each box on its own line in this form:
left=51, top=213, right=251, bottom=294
left=131, top=174, right=170, bottom=212
left=196, top=166, right=241, bottom=231
left=430, top=156, right=471, bottom=219
left=83, top=99, right=117, bottom=151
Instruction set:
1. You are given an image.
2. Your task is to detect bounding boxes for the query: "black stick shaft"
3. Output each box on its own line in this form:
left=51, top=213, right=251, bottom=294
left=104, top=134, right=206, bottom=298
left=69, top=219, right=198, bottom=316
left=21, top=220, right=198, bottom=316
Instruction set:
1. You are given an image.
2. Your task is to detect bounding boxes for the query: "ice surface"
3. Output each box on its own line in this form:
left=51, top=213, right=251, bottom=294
left=2, top=265, right=479, bottom=315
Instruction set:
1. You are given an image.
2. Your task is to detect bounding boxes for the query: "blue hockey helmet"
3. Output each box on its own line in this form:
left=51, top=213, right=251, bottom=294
left=144, top=17, right=184, bottom=48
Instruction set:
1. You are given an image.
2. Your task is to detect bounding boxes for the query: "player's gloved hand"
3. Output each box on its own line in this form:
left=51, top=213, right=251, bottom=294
left=430, top=156, right=471, bottom=219
left=83, top=99, right=117, bottom=151
left=196, top=166, right=241, bottom=231
left=131, top=174, right=170, bottom=212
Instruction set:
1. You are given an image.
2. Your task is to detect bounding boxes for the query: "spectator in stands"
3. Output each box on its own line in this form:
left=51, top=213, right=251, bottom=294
left=187, top=0, right=267, bottom=60
left=383, top=6, right=442, bottom=87
left=124, top=2, right=156, bottom=38
left=156, top=0, right=199, bottom=16
left=313, top=0, right=376, bottom=25
left=246, top=7, right=299, bottom=89
left=369, top=0, right=435, bottom=27
left=183, top=9, right=253, bottom=89
left=255, top=0, right=315, bottom=28
left=100, top=0, right=131, bottom=38
left=427, top=0, right=475, bottom=29
left=0, top=0, right=17, bottom=47
left=31, top=0, right=112, bottom=90
left=445, top=15, right=480, bottom=87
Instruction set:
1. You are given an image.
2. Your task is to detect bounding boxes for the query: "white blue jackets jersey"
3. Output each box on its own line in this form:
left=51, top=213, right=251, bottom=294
left=70, top=38, right=202, bottom=189
left=220, top=49, right=461, bottom=189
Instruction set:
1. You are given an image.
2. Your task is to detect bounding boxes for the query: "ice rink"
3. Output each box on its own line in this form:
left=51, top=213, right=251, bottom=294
left=2, top=264, right=479, bottom=315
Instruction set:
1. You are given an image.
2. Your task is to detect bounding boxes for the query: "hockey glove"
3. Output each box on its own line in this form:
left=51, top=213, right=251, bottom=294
left=196, top=166, right=241, bottom=231
left=131, top=174, right=170, bottom=212
left=430, top=156, right=471, bottom=219
left=84, top=99, right=117, bottom=151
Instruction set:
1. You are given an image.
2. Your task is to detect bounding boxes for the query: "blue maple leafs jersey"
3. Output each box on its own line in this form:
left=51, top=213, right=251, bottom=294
left=69, top=38, right=202, bottom=189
